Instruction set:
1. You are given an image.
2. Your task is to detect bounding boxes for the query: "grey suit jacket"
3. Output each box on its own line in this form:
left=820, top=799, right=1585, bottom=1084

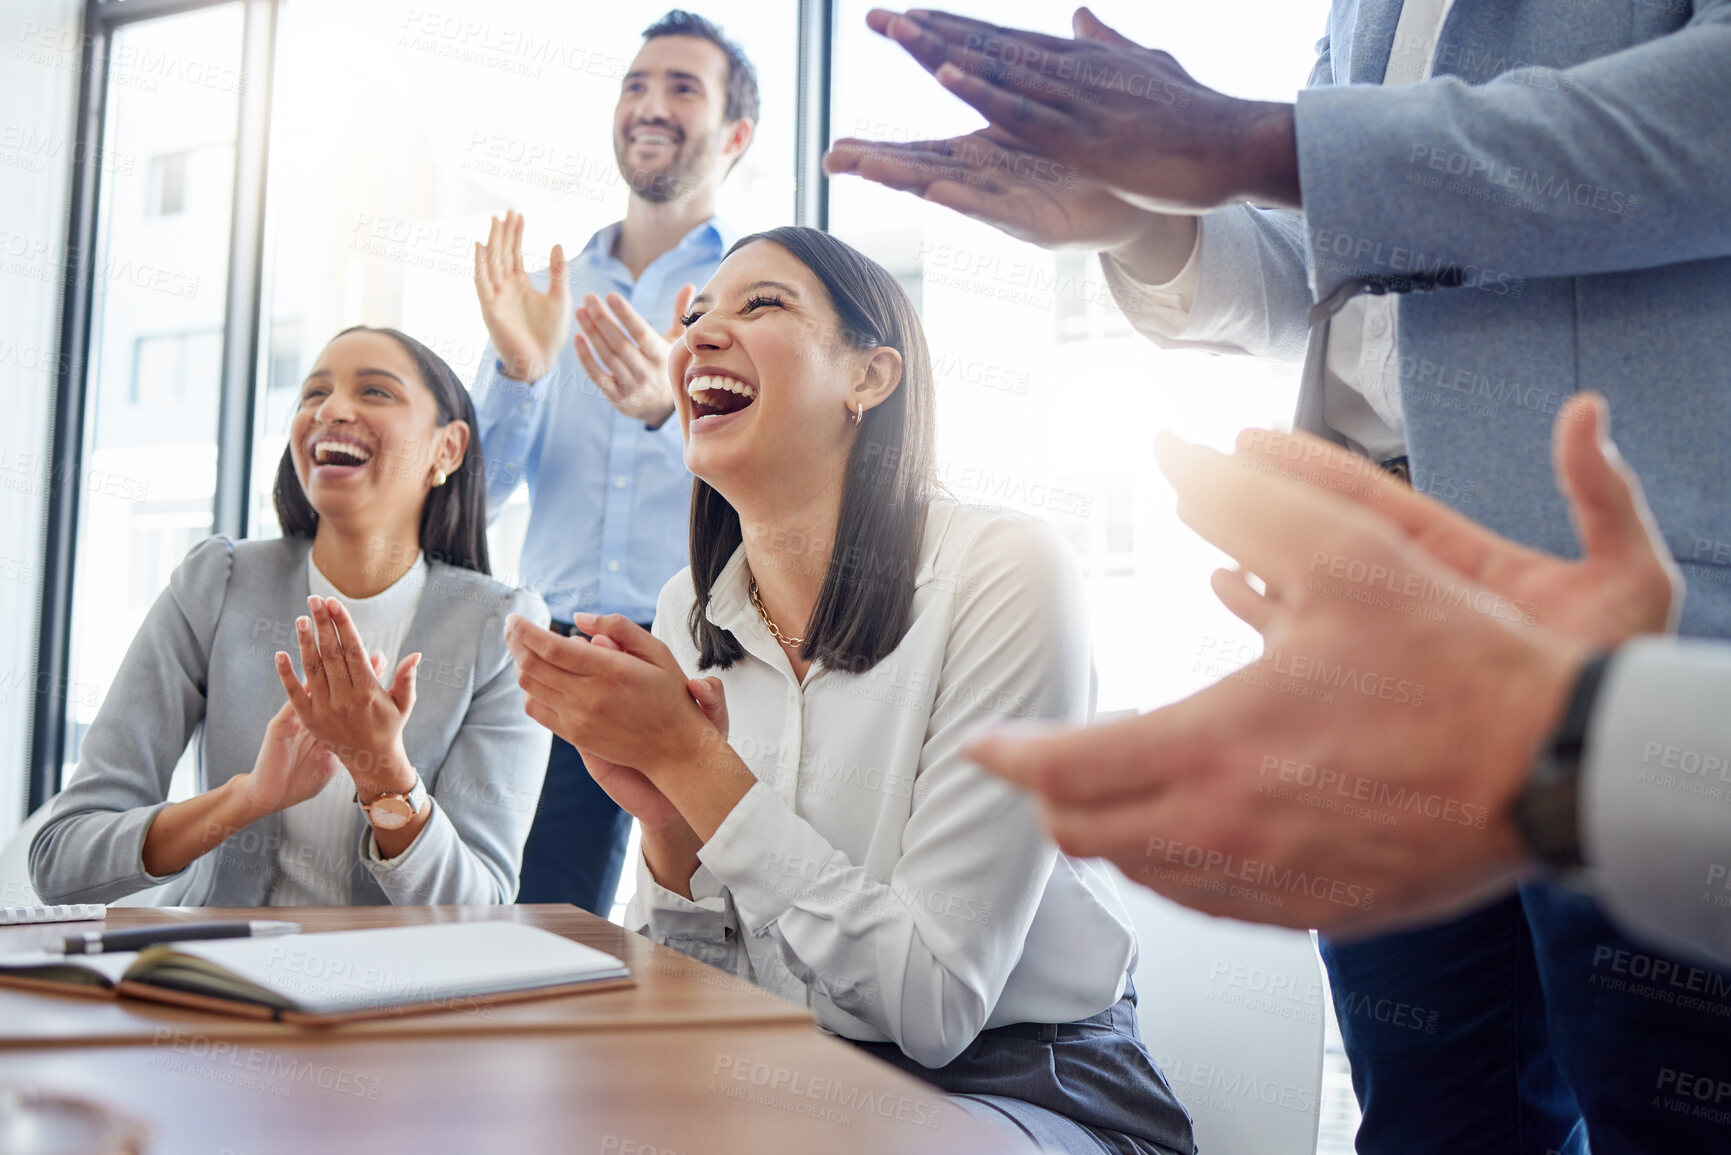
left=29, top=535, right=552, bottom=906
left=1104, top=0, right=1731, bottom=638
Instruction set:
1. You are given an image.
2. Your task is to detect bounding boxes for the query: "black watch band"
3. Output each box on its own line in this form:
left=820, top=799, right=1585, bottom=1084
left=1513, top=652, right=1614, bottom=873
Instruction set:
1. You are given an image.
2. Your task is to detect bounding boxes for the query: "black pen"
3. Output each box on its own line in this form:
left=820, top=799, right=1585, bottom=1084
left=57, top=920, right=301, bottom=955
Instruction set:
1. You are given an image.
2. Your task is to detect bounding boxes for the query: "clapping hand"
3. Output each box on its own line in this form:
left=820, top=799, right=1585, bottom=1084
left=864, top=7, right=1298, bottom=212
left=504, top=615, right=741, bottom=896
left=1217, top=396, right=1680, bottom=645
left=826, top=126, right=1154, bottom=251
left=236, top=699, right=346, bottom=815
left=474, top=209, right=572, bottom=383
left=573, top=285, right=697, bottom=427
left=968, top=396, right=1674, bottom=933
left=273, top=596, right=421, bottom=798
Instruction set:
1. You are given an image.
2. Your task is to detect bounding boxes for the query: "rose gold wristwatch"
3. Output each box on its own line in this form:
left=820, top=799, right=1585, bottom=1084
left=356, top=773, right=428, bottom=831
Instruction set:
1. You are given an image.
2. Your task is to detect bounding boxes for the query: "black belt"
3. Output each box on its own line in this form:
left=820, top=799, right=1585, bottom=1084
left=1381, top=454, right=1411, bottom=485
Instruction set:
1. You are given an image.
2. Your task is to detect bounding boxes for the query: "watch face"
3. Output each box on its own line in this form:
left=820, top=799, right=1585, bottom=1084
left=369, top=796, right=414, bottom=830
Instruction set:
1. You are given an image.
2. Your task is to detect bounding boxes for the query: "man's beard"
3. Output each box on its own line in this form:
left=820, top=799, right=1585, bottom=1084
left=614, top=126, right=719, bottom=205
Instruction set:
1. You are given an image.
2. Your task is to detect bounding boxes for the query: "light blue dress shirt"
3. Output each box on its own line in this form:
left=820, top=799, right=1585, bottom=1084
left=471, top=218, right=734, bottom=623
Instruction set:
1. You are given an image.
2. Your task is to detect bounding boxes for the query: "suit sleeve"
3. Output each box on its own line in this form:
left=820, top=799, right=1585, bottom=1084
left=28, top=537, right=233, bottom=904
left=1297, top=2, right=1731, bottom=299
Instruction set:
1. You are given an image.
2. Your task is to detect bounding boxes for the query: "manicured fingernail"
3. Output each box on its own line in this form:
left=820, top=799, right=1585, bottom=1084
left=296, top=618, right=310, bottom=632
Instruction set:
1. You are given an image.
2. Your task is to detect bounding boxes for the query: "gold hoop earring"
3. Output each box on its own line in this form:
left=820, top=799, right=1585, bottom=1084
left=431, top=468, right=448, bottom=488
left=851, top=402, right=863, bottom=427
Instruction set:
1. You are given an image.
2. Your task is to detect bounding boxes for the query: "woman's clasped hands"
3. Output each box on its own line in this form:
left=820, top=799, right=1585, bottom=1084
left=503, top=613, right=745, bottom=896
left=269, top=595, right=422, bottom=800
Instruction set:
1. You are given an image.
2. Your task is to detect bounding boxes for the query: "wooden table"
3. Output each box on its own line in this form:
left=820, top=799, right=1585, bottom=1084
left=1, top=1027, right=1023, bottom=1154
left=0, top=905, right=1024, bottom=1153
left=0, top=905, right=809, bottom=1048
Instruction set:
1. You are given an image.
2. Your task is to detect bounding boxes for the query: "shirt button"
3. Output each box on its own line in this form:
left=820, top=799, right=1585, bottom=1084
left=1368, top=315, right=1389, bottom=338
left=607, top=560, right=621, bottom=573
left=519, top=402, right=532, bottom=412
left=614, top=475, right=628, bottom=488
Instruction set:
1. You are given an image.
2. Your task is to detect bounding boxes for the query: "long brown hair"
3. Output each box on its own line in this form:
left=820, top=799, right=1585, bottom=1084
left=688, top=227, right=936, bottom=673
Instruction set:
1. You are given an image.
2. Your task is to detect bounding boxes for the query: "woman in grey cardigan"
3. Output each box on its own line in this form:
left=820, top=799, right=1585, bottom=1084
left=30, top=327, right=550, bottom=907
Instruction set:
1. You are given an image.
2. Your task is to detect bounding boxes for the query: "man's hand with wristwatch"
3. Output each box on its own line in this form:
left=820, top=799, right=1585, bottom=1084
left=968, top=394, right=1681, bottom=934
left=274, top=594, right=432, bottom=855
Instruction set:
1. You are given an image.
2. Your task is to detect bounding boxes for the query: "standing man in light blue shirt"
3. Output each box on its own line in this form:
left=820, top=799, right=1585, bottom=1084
left=468, top=10, right=757, bottom=914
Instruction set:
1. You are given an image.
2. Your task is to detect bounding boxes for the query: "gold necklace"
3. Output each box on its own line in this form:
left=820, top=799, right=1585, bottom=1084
left=749, top=580, right=805, bottom=648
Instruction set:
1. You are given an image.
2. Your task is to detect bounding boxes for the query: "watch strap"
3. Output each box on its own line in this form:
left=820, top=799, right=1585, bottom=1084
left=355, top=772, right=427, bottom=822
left=1514, top=651, right=1613, bottom=872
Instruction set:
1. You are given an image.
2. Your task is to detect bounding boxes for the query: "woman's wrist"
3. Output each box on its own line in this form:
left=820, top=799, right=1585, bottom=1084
left=225, top=771, right=283, bottom=825
left=351, top=739, right=417, bottom=803
left=642, top=825, right=703, bottom=900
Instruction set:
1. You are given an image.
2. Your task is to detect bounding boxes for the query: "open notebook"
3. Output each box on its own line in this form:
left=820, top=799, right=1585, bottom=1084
left=0, top=922, right=632, bottom=1024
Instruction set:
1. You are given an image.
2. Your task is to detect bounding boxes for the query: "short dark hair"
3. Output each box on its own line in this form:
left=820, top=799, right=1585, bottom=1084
left=641, top=10, right=759, bottom=126
left=274, top=326, right=491, bottom=576
left=688, top=227, right=937, bottom=675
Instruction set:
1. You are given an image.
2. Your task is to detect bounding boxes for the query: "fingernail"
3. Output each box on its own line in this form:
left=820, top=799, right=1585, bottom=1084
left=572, top=612, right=598, bottom=627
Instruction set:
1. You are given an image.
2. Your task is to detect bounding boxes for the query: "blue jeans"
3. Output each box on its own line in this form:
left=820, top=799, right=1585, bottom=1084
left=1323, top=885, right=1731, bottom=1154
left=514, top=732, right=634, bottom=915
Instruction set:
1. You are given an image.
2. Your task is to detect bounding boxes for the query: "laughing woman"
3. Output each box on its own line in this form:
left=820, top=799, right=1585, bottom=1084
left=30, top=327, right=550, bottom=907
left=503, top=227, right=1195, bottom=1155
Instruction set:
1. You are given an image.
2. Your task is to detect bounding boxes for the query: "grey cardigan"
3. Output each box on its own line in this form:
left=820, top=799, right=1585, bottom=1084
left=29, top=535, right=551, bottom=906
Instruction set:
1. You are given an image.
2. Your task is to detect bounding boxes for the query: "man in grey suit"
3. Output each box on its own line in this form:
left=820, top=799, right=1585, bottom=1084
left=830, top=3, right=1731, bottom=1153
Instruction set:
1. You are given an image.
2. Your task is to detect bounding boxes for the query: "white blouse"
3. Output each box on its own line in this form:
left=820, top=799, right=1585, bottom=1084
left=628, top=502, right=1138, bottom=1068
left=266, top=550, right=428, bottom=906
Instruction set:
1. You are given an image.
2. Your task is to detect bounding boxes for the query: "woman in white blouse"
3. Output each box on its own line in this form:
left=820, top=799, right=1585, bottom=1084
left=504, top=227, right=1193, bottom=1154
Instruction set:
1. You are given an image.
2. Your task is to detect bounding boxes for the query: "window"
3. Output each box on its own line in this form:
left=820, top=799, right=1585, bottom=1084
left=267, top=321, right=302, bottom=393
left=828, top=0, right=1322, bottom=714
left=130, top=330, right=222, bottom=407
left=148, top=151, right=188, bottom=217
left=61, top=3, right=243, bottom=781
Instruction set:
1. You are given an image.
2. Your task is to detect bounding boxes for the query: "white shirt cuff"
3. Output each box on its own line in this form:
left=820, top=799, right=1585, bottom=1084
left=1581, top=639, right=1731, bottom=966
left=698, top=780, right=833, bottom=937
left=1097, top=220, right=1203, bottom=335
